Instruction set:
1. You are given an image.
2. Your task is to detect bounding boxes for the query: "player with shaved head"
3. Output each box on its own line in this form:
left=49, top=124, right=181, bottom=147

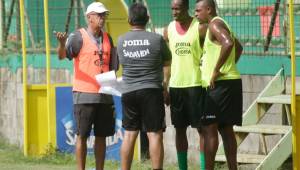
left=195, top=0, right=243, bottom=169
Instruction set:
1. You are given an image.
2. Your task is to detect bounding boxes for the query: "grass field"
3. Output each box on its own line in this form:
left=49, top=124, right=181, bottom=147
left=0, top=137, right=292, bottom=170
left=0, top=137, right=196, bottom=170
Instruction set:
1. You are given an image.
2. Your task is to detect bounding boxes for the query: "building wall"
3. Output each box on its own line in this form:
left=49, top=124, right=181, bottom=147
left=0, top=65, right=299, bottom=163
left=0, top=67, right=72, bottom=146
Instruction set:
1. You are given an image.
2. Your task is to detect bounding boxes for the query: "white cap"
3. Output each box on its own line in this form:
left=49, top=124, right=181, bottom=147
left=85, top=2, right=109, bottom=15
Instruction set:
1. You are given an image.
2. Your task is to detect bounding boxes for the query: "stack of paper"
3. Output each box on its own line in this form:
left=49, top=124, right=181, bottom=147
left=95, top=71, right=124, bottom=96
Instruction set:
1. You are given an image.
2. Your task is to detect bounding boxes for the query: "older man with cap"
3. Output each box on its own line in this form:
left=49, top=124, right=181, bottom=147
left=56, top=2, right=117, bottom=170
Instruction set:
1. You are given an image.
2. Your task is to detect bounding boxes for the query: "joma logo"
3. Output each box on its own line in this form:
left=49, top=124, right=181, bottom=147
left=175, top=47, right=191, bottom=56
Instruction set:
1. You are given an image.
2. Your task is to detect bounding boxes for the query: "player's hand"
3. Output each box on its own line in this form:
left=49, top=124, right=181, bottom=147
left=163, top=83, right=170, bottom=106
left=209, top=70, right=222, bottom=89
left=55, top=31, right=67, bottom=45
left=164, top=89, right=170, bottom=106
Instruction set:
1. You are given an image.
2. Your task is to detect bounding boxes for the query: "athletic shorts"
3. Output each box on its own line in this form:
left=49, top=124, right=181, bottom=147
left=121, top=88, right=166, bottom=132
left=74, top=103, right=115, bottom=138
left=169, top=87, right=204, bottom=128
left=202, top=79, right=243, bottom=127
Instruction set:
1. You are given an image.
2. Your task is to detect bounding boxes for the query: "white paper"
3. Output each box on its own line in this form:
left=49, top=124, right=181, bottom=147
left=95, top=70, right=124, bottom=96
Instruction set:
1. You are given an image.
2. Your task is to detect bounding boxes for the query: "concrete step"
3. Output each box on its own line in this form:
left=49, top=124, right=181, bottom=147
left=215, top=153, right=266, bottom=164
left=256, top=95, right=291, bottom=105
left=234, top=124, right=291, bottom=135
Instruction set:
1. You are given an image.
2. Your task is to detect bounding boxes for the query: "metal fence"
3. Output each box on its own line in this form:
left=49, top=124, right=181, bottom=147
left=217, top=0, right=286, bottom=56
left=0, top=0, right=299, bottom=57
left=137, top=0, right=299, bottom=56
left=0, top=0, right=21, bottom=54
left=0, top=0, right=90, bottom=55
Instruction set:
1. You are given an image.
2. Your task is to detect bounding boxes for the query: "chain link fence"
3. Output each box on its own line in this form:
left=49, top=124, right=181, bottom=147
left=0, top=0, right=21, bottom=54
left=0, top=0, right=299, bottom=56
left=121, top=0, right=300, bottom=56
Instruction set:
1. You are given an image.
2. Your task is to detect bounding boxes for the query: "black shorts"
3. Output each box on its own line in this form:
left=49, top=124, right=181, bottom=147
left=169, top=87, right=204, bottom=128
left=202, top=79, right=243, bottom=127
left=121, top=88, right=166, bottom=132
left=74, top=103, right=115, bottom=138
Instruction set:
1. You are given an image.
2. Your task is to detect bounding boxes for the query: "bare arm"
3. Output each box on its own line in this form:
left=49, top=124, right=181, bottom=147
left=163, top=60, right=171, bottom=106
left=162, top=26, right=171, bottom=88
left=235, top=37, right=243, bottom=62
left=161, top=31, right=171, bottom=105
left=161, top=32, right=171, bottom=87
left=56, top=32, right=68, bottom=60
left=163, top=60, right=171, bottom=87
left=209, top=20, right=234, bottom=88
left=110, top=47, right=119, bottom=71
left=163, top=26, right=169, bottom=43
left=210, top=20, right=234, bottom=72
left=199, top=23, right=208, bottom=48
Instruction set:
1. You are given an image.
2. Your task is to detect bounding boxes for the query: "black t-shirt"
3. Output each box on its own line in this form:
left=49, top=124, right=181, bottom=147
left=117, top=30, right=172, bottom=93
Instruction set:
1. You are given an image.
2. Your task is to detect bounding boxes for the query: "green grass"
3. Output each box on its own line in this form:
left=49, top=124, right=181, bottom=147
left=0, top=137, right=240, bottom=170
left=0, top=136, right=220, bottom=170
left=0, top=137, right=292, bottom=170
left=0, top=138, right=75, bottom=170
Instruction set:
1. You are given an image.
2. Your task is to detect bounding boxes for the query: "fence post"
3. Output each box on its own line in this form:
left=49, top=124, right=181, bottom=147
left=289, top=0, right=299, bottom=169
